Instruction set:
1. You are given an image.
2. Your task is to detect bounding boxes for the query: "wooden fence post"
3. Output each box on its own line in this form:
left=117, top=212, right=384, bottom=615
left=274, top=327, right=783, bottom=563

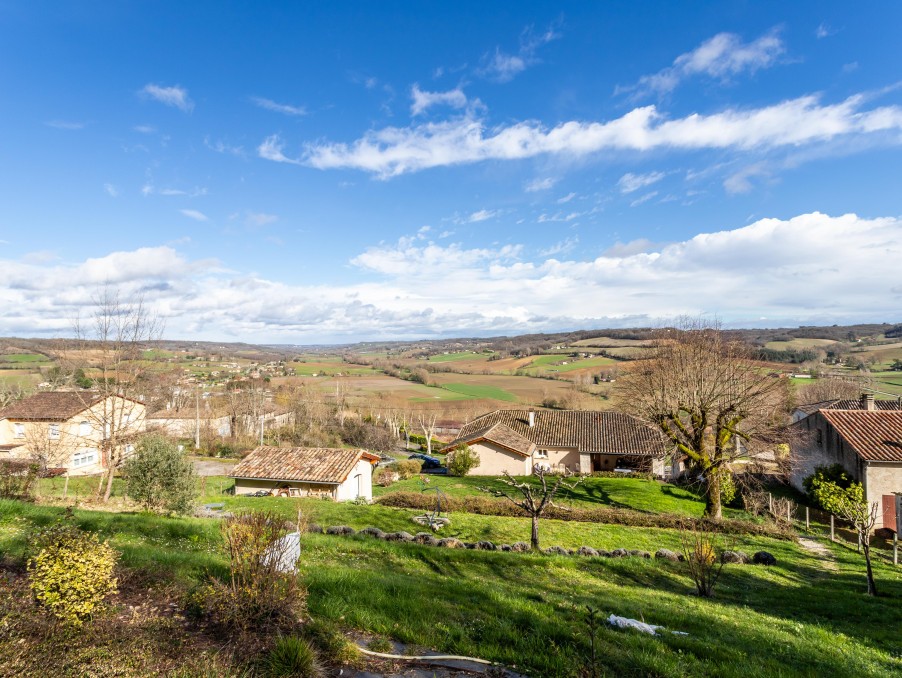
left=894, top=533, right=898, bottom=567
left=830, top=514, right=835, bottom=542
left=805, top=506, right=810, bottom=530
left=786, top=502, right=792, bottom=523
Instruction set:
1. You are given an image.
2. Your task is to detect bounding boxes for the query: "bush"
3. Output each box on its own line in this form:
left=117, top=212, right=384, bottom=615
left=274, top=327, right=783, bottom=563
left=393, top=459, right=423, bottom=479
left=124, top=435, right=198, bottom=514
left=0, top=460, right=42, bottom=500
left=265, top=635, right=324, bottom=677
left=803, top=464, right=852, bottom=509
left=27, top=518, right=118, bottom=625
left=719, top=473, right=737, bottom=507
left=374, top=468, right=395, bottom=487
left=679, top=524, right=728, bottom=597
left=204, top=510, right=305, bottom=633
left=446, top=444, right=480, bottom=477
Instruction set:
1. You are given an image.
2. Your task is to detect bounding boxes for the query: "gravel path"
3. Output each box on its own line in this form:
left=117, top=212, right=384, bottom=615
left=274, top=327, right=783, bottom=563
left=798, top=536, right=838, bottom=571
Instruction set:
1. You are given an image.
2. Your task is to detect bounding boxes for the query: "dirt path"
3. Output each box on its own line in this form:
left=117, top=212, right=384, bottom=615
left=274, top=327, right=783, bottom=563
left=798, top=536, right=838, bottom=571
left=191, top=457, right=238, bottom=476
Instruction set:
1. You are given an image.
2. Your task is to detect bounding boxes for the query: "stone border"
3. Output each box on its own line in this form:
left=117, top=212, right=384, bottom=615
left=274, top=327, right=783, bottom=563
left=310, top=525, right=777, bottom=565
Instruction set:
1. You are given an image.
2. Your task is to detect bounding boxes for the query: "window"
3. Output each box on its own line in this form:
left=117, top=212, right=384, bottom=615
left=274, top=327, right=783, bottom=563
left=535, top=449, right=549, bottom=459
left=816, top=429, right=823, bottom=447
left=79, top=421, right=91, bottom=437
left=72, top=449, right=97, bottom=468
left=13, top=423, right=24, bottom=439
left=48, top=423, right=60, bottom=440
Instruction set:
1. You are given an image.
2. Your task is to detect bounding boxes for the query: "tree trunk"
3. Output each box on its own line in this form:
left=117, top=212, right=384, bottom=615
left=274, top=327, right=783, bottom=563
left=531, top=514, right=540, bottom=550
left=703, top=468, right=723, bottom=519
left=862, top=537, right=878, bottom=596
left=103, top=465, right=115, bottom=503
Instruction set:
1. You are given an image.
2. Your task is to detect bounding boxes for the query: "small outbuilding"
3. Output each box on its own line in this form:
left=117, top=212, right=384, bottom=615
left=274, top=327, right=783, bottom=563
left=230, top=446, right=379, bottom=501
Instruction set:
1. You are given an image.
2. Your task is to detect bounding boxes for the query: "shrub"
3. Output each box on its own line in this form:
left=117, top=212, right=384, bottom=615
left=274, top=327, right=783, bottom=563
left=719, top=472, right=737, bottom=507
left=374, top=468, right=395, bottom=487
left=265, top=635, right=324, bottom=677
left=393, top=459, right=423, bottom=479
left=0, top=460, right=42, bottom=500
left=446, top=444, right=480, bottom=477
left=124, top=435, right=198, bottom=514
left=27, top=519, right=118, bottom=625
left=678, top=523, right=728, bottom=597
left=803, top=464, right=853, bottom=509
left=204, top=510, right=306, bottom=633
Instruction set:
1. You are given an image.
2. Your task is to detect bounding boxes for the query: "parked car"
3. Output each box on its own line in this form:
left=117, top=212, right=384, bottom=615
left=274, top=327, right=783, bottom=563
left=408, top=453, right=442, bottom=469
left=248, top=489, right=272, bottom=497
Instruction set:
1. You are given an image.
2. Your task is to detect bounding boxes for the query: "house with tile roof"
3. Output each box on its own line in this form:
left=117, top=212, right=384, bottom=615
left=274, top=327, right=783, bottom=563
left=790, top=394, right=902, bottom=530
left=443, top=409, right=670, bottom=477
left=0, top=391, right=145, bottom=475
left=230, top=446, right=380, bottom=501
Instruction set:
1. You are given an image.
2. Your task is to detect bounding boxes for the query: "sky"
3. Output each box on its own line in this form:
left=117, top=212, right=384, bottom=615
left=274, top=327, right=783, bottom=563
left=1, top=1, right=901, bottom=344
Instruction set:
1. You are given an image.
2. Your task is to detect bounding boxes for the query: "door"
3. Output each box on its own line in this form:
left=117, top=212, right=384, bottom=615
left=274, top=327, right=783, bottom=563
left=591, top=455, right=602, bottom=473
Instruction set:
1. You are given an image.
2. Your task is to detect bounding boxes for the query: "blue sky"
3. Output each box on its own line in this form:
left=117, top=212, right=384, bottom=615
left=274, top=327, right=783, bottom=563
left=1, top=2, right=901, bottom=342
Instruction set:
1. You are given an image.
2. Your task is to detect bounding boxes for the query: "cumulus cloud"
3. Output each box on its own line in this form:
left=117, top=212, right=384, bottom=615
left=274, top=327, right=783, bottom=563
left=298, top=92, right=902, bottom=178
left=525, top=177, right=557, bottom=192
left=410, top=84, right=468, bottom=115
left=2, top=213, right=898, bottom=341
left=618, top=29, right=785, bottom=98
left=140, top=84, right=193, bottom=112
left=618, top=171, right=665, bottom=194
left=252, top=96, right=307, bottom=116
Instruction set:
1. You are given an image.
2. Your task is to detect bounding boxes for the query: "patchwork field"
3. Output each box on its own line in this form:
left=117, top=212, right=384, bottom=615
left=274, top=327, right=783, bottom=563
left=764, top=338, right=841, bottom=351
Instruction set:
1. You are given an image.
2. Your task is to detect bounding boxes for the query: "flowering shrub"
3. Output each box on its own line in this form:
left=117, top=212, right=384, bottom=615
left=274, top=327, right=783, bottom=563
left=27, top=521, right=118, bottom=625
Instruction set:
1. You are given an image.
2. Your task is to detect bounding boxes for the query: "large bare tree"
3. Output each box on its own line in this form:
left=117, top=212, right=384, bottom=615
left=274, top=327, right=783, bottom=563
left=65, top=287, right=163, bottom=502
left=617, top=319, right=790, bottom=518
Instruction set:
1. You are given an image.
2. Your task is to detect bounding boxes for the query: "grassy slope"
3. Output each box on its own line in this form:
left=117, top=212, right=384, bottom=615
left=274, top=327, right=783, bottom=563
left=1, top=498, right=900, bottom=676
left=440, top=382, right=518, bottom=401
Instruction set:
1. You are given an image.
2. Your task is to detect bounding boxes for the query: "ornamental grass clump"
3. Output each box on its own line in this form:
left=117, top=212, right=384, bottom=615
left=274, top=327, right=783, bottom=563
left=27, top=519, right=118, bottom=625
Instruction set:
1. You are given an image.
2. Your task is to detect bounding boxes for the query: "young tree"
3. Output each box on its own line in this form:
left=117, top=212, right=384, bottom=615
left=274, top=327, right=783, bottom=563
left=617, top=319, right=790, bottom=519
left=417, top=412, right=438, bottom=456
left=123, top=435, right=197, bottom=515
left=809, top=478, right=880, bottom=596
left=446, top=443, right=480, bottom=477
left=480, top=469, right=582, bottom=550
left=65, top=287, right=163, bottom=502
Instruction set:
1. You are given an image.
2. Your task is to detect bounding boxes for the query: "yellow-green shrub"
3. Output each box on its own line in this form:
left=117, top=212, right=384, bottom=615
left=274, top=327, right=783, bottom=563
left=393, top=459, right=422, bottom=479
left=27, top=523, right=118, bottom=625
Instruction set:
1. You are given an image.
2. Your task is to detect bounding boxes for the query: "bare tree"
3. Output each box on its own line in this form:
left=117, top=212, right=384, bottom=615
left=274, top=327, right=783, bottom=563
left=65, top=287, right=163, bottom=502
left=417, top=412, right=438, bottom=456
left=0, top=384, right=27, bottom=410
left=479, top=469, right=583, bottom=550
left=798, top=375, right=867, bottom=405
left=617, top=319, right=790, bottom=519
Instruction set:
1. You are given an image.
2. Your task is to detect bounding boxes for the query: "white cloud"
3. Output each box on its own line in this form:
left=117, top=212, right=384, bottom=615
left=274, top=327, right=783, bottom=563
left=629, top=191, right=658, bottom=207
left=252, top=97, right=307, bottom=116
left=466, top=209, right=499, bottom=223
left=816, top=23, right=836, bottom=39
left=539, top=236, right=578, bottom=257
left=180, top=209, right=209, bottom=222
left=299, top=92, right=902, bottom=178
left=103, top=183, right=119, bottom=198
left=525, top=177, right=557, bottom=192
left=557, top=192, right=577, bottom=204
left=724, top=163, right=770, bottom=194
left=205, top=136, right=246, bottom=157
left=258, top=134, right=302, bottom=164
left=140, top=84, right=193, bottom=112
left=617, top=171, right=666, bottom=194
left=1, top=213, right=899, bottom=340
left=618, top=29, right=785, bottom=98
left=244, top=211, right=279, bottom=228
left=478, top=24, right=560, bottom=82
left=410, top=84, right=468, bottom=116
left=45, top=120, right=85, bottom=130
left=134, top=124, right=156, bottom=134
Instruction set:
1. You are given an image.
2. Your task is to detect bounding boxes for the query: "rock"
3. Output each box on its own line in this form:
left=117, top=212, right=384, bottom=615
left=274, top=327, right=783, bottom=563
left=752, top=551, right=777, bottom=566
left=596, top=549, right=612, bottom=557
left=499, top=544, right=513, bottom=552
left=464, top=542, right=477, bottom=549
left=437, top=538, right=463, bottom=548
left=475, top=540, right=496, bottom=551
left=326, top=525, right=355, bottom=536
left=610, top=548, right=628, bottom=558
left=306, top=524, right=323, bottom=534
left=544, top=546, right=569, bottom=556
left=359, top=527, right=385, bottom=539
left=629, top=550, right=652, bottom=559
left=388, top=531, right=415, bottom=542
left=510, top=542, right=531, bottom=552
left=414, top=532, right=439, bottom=546
left=655, top=549, right=682, bottom=562
left=721, top=550, right=750, bottom=564
left=577, top=546, right=599, bottom=557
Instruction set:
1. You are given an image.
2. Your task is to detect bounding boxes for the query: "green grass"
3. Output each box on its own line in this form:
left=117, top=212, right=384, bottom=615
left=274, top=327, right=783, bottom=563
left=1, top=498, right=900, bottom=676
left=523, top=354, right=617, bottom=373
left=440, top=382, right=517, bottom=401
left=0, top=353, right=49, bottom=363
left=427, top=352, right=485, bottom=363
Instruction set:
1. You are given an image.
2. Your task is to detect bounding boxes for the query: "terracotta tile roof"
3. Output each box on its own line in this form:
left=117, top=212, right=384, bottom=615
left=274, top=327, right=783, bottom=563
left=796, top=398, right=902, bottom=417
left=447, top=410, right=668, bottom=457
left=819, top=410, right=902, bottom=462
left=230, top=446, right=379, bottom=484
left=449, top=422, right=536, bottom=457
left=0, top=392, right=104, bottom=421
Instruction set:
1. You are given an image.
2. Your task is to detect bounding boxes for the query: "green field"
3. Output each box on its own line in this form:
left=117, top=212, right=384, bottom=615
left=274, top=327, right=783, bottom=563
left=523, top=354, right=617, bottom=373
left=427, top=351, right=487, bottom=363
left=1, top=491, right=901, bottom=677
left=441, top=382, right=518, bottom=401
left=0, top=353, right=49, bottom=363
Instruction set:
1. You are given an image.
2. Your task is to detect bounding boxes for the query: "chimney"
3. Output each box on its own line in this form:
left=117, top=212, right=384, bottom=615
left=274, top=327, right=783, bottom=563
left=527, top=410, right=535, bottom=428
left=861, top=393, right=876, bottom=411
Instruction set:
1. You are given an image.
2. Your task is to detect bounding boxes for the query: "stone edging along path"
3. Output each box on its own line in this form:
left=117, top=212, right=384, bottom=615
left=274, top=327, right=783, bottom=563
left=310, top=524, right=778, bottom=566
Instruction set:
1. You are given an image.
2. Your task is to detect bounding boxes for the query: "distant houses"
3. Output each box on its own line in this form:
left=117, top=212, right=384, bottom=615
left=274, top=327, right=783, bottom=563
left=443, top=409, right=670, bottom=477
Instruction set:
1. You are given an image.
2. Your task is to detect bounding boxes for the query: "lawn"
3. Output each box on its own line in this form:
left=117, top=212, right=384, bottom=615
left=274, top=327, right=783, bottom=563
left=0, top=353, right=50, bottom=363
left=523, top=355, right=617, bottom=373
left=1, top=497, right=900, bottom=676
